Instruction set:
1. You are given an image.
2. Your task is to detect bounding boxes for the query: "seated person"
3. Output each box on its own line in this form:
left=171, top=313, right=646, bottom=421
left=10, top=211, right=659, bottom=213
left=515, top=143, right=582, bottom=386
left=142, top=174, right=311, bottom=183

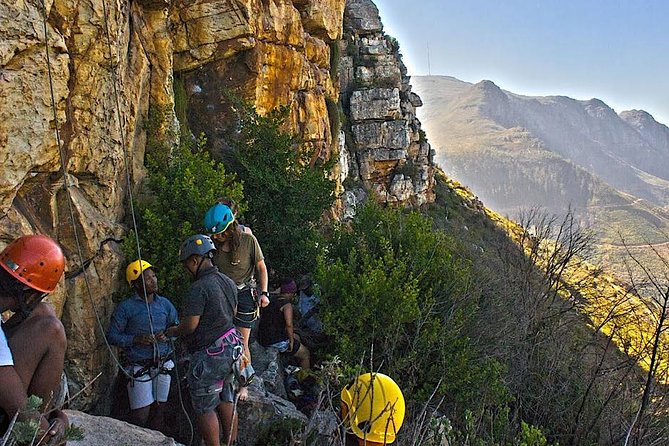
left=0, top=235, right=68, bottom=445
left=108, top=260, right=179, bottom=431
left=294, top=275, right=329, bottom=353
left=296, top=275, right=323, bottom=334
left=258, top=279, right=310, bottom=370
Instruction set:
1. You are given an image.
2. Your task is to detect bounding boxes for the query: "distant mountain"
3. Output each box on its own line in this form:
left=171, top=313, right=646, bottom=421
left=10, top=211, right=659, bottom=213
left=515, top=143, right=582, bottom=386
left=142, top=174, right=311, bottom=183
left=413, top=75, right=669, bottom=275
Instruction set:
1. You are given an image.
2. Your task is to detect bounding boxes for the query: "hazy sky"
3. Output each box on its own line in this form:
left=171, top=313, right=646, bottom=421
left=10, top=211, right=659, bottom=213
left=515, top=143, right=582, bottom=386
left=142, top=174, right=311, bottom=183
left=374, top=0, right=669, bottom=125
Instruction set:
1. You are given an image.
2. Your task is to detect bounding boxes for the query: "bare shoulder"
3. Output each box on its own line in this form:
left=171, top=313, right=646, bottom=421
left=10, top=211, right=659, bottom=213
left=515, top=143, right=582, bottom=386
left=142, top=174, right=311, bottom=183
left=29, top=302, right=58, bottom=319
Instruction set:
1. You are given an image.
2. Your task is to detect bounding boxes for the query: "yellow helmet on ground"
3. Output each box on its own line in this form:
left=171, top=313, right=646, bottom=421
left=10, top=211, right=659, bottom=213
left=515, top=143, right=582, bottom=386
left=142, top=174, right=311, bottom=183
left=126, top=260, right=152, bottom=285
left=340, top=373, right=405, bottom=445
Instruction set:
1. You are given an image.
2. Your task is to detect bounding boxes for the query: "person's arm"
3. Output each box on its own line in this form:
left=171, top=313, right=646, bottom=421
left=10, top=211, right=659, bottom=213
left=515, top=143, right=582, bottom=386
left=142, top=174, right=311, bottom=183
left=168, top=301, right=180, bottom=327
left=107, top=304, right=135, bottom=347
left=256, top=258, right=269, bottom=307
left=0, top=365, right=27, bottom=419
left=0, top=367, right=65, bottom=445
left=165, top=315, right=200, bottom=337
left=281, top=302, right=295, bottom=351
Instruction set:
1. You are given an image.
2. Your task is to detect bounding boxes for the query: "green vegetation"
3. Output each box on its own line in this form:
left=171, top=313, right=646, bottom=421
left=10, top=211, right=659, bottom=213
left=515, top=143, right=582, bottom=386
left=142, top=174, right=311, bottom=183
left=254, top=418, right=310, bottom=446
left=127, top=93, right=333, bottom=300
left=173, top=75, right=190, bottom=136
left=224, top=101, right=334, bottom=280
left=4, top=396, right=85, bottom=445
left=325, top=96, right=341, bottom=150
left=317, top=203, right=514, bottom=438
left=123, top=106, right=243, bottom=304
left=329, top=41, right=340, bottom=80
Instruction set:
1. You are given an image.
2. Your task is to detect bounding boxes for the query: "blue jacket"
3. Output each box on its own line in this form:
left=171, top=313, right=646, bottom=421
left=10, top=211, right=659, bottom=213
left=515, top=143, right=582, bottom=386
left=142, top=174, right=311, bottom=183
left=108, top=293, right=179, bottom=363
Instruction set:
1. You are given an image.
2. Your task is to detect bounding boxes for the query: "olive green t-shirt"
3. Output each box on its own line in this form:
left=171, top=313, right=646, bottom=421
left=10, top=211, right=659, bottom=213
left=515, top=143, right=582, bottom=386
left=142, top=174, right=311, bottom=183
left=212, top=232, right=264, bottom=286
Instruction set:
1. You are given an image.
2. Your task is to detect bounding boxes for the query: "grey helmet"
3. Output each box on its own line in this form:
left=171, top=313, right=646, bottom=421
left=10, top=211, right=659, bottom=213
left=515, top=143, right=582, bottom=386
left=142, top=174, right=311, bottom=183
left=179, top=234, right=216, bottom=262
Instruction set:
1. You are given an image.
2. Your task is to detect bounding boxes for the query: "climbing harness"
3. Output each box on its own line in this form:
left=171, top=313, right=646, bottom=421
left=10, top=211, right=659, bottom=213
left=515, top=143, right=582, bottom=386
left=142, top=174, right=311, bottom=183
left=128, top=352, right=175, bottom=384
left=235, top=279, right=261, bottom=320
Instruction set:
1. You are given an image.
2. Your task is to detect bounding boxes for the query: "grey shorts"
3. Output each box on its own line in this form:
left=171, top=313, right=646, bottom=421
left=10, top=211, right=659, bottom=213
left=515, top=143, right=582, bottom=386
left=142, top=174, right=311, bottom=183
left=187, top=331, right=243, bottom=415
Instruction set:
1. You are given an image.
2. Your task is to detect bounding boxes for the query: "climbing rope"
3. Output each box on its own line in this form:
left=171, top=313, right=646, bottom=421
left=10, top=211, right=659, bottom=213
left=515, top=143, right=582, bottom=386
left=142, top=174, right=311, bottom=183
left=98, top=0, right=163, bottom=364
left=39, top=0, right=194, bottom=436
left=38, top=0, right=139, bottom=382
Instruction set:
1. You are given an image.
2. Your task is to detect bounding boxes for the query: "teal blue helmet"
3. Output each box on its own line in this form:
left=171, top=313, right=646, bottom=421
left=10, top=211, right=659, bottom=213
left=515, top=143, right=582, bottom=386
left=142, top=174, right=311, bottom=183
left=203, top=203, right=235, bottom=235
left=179, top=234, right=216, bottom=261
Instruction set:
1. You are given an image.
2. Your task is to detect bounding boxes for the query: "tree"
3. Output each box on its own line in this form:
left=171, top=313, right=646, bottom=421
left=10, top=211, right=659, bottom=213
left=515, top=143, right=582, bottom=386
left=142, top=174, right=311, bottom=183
left=621, top=238, right=669, bottom=446
left=223, top=101, right=334, bottom=280
left=124, top=110, right=243, bottom=304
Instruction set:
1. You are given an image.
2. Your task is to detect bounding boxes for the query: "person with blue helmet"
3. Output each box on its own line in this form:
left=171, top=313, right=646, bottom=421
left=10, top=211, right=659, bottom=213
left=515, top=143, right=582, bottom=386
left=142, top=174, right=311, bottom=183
left=166, top=234, right=245, bottom=446
left=203, top=203, right=270, bottom=400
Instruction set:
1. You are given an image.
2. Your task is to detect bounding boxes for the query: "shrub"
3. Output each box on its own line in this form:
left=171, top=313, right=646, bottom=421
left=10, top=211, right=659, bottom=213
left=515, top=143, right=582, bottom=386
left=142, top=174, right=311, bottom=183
left=123, top=109, right=243, bottom=305
left=316, top=203, right=508, bottom=416
left=225, top=101, right=335, bottom=280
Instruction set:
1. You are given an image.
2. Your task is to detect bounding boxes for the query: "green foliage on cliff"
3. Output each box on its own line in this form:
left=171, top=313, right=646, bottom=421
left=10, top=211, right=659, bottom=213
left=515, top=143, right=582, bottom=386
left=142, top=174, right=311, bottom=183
left=316, top=203, right=509, bottom=419
left=123, top=108, right=243, bottom=303
left=225, top=102, right=334, bottom=280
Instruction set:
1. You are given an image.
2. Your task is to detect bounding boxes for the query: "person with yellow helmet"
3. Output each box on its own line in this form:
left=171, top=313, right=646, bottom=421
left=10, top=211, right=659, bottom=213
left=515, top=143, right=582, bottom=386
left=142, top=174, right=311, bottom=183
left=340, top=373, right=406, bottom=446
left=0, top=235, right=68, bottom=445
left=108, top=259, right=179, bottom=431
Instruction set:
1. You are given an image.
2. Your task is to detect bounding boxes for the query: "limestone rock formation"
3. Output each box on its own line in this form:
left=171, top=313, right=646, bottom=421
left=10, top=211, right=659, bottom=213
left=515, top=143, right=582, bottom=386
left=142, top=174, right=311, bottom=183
left=176, top=0, right=345, bottom=166
left=338, top=0, right=435, bottom=213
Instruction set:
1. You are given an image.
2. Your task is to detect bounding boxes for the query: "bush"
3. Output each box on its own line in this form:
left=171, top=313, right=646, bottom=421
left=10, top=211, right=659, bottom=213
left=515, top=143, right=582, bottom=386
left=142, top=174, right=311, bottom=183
left=123, top=110, right=243, bottom=305
left=225, top=101, right=334, bottom=280
left=316, top=203, right=509, bottom=418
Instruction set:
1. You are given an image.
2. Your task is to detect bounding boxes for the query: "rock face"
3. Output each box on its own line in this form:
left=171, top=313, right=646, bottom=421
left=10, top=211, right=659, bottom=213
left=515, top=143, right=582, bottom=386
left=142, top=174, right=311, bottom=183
left=0, top=0, right=434, bottom=414
left=65, top=410, right=184, bottom=446
left=338, top=0, right=435, bottom=212
left=175, top=0, right=346, bottom=165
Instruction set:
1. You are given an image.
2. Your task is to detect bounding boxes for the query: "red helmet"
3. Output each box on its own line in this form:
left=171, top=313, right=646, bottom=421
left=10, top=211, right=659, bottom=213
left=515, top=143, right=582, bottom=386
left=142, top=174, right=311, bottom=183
left=0, top=235, right=65, bottom=293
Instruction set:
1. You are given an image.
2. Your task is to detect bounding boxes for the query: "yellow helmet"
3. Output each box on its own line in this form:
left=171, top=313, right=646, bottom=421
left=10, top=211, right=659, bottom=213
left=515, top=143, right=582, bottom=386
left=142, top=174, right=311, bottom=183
left=126, top=260, right=153, bottom=285
left=340, top=373, right=405, bottom=445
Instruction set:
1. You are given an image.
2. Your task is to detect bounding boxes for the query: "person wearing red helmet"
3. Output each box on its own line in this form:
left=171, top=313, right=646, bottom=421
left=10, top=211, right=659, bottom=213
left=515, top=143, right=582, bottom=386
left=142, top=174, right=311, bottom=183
left=0, top=235, right=68, bottom=445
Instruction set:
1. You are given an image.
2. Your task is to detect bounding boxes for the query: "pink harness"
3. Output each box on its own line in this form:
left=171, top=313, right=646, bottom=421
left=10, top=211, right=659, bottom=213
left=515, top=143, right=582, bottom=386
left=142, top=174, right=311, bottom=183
left=205, top=327, right=240, bottom=357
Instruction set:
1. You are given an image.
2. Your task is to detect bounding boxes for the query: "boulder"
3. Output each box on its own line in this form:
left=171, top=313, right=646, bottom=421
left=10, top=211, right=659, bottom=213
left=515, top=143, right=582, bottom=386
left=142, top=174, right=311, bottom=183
left=344, top=0, right=383, bottom=34
left=65, top=410, right=184, bottom=446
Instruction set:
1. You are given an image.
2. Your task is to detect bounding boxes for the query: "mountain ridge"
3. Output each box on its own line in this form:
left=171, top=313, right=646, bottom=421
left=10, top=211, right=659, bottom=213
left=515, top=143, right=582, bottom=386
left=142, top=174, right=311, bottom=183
left=413, top=74, right=669, bottom=278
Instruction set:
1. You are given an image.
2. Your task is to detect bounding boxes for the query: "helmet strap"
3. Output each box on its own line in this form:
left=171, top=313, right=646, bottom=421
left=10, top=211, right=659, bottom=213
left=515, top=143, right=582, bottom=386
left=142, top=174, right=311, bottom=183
left=193, top=256, right=205, bottom=281
left=3, top=289, right=44, bottom=330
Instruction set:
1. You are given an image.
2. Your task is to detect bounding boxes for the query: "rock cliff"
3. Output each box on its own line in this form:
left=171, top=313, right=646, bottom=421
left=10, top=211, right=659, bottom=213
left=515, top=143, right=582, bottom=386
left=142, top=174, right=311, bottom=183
left=338, top=0, right=435, bottom=215
left=0, top=0, right=434, bottom=412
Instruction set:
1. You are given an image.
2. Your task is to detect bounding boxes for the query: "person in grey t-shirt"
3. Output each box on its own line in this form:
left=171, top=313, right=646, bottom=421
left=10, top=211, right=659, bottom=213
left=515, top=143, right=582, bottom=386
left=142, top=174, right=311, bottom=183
left=166, top=234, right=242, bottom=446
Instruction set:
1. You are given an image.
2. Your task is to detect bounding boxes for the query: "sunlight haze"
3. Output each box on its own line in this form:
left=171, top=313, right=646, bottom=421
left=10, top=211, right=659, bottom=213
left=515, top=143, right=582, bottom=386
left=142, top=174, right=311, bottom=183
left=375, top=0, right=669, bottom=125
